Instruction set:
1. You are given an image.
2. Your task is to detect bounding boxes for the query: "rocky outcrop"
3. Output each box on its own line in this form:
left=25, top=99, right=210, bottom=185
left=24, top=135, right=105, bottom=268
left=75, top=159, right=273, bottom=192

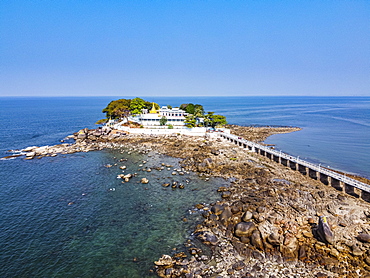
left=6, top=125, right=370, bottom=277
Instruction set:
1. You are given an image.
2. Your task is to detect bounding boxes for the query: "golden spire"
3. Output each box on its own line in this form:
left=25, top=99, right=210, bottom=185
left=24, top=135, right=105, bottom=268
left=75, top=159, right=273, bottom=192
left=149, top=102, right=158, bottom=114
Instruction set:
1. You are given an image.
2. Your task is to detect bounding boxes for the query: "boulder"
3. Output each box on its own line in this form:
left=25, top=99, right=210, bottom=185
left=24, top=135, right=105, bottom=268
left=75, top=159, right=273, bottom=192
left=267, top=232, right=282, bottom=246
left=211, top=205, right=224, bottom=215
left=357, top=233, right=370, bottom=243
left=242, top=211, right=253, bottom=222
left=154, top=255, right=174, bottom=267
left=234, top=222, right=256, bottom=238
left=317, top=216, right=334, bottom=244
left=219, top=206, right=233, bottom=225
left=251, top=230, right=264, bottom=250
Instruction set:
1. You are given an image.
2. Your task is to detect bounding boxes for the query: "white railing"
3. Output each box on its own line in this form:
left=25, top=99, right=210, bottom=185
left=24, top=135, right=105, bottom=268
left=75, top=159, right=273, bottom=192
left=221, top=133, right=370, bottom=193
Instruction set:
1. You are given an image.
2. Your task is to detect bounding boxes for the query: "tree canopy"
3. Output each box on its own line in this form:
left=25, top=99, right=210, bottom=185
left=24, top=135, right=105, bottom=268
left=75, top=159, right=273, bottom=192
left=180, top=103, right=204, bottom=116
left=102, top=98, right=159, bottom=119
left=102, top=99, right=131, bottom=119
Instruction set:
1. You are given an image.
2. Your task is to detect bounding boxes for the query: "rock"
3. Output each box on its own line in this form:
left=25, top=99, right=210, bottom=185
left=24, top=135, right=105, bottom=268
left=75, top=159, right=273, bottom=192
left=234, top=222, right=256, bottom=238
left=267, top=232, right=282, bottom=246
left=154, top=254, right=174, bottom=266
left=25, top=152, right=36, bottom=158
left=357, top=233, right=370, bottom=243
left=197, top=231, right=218, bottom=245
left=221, top=191, right=231, bottom=198
left=251, top=230, right=264, bottom=250
left=242, top=211, right=253, bottom=222
left=317, top=216, right=334, bottom=244
left=219, top=206, right=233, bottom=225
left=352, top=245, right=363, bottom=256
left=211, top=149, right=220, bottom=155
left=211, top=205, right=224, bottom=215
left=141, top=178, right=149, bottom=184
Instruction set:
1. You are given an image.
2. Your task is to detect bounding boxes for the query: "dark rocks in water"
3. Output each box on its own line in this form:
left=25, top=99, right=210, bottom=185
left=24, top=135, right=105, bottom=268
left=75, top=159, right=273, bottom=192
left=234, top=222, right=256, bottom=238
left=221, top=191, right=231, bottom=199
left=196, top=231, right=218, bottom=245
left=317, top=216, right=334, bottom=244
left=211, top=205, right=224, bottom=215
left=219, top=206, right=233, bottom=226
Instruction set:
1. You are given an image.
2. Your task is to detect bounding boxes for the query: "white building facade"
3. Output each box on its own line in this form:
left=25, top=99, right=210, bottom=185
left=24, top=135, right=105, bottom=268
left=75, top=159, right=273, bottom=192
left=139, top=106, right=187, bottom=127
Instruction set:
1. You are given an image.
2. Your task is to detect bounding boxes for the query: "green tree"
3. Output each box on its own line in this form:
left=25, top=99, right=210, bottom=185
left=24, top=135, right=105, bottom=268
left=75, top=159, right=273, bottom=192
left=144, top=101, right=160, bottom=111
left=210, top=114, right=227, bottom=128
left=180, top=103, right=195, bottom=114
left=184, top=114, right=196, bottom=127
left=113, top=107, right=131, bottom=122
left=194, top=104, right=205, bottom=116
left=160, top=116, right=168, bottom=126
left=102, top=99, right=131, bottom=119
left=130, top=97, right=146, bottom=115
left=95, top=118, right=108, bottom=125
left=204, top=112, right=214, bottom=127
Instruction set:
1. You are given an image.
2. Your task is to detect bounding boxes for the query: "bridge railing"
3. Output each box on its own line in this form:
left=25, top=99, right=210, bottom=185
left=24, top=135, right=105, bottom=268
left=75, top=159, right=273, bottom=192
left=220, top=133, right=370, bottom=193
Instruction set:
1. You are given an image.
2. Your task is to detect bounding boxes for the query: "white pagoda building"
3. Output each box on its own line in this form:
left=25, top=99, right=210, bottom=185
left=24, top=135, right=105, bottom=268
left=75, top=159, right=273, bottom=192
left=139, top=103, right=187, bottom=127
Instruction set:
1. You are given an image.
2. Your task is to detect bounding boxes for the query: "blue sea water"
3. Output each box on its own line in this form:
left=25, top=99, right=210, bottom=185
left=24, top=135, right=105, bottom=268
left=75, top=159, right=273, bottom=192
left=0, top=96, right=369, bottom=277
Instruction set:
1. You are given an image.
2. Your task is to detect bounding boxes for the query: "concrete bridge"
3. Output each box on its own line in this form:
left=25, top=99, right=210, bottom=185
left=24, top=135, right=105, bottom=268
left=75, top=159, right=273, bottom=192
left=220, top=132, right=370, bottom=202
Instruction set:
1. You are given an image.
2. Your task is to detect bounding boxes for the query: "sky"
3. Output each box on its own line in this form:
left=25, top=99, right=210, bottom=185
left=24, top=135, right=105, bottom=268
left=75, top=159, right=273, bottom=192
left=0, top=0, right=369, bottom=97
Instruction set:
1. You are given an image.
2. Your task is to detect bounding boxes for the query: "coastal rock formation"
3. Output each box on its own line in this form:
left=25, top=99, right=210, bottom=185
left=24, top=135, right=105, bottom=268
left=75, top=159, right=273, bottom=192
left=5, top=125, right=370, bottom=277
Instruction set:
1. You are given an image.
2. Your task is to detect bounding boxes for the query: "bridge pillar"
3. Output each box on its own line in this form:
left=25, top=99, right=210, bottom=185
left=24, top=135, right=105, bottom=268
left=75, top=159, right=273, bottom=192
left=319, top=173, right=329, bottom=185
left=281, top=157, right=288, bottom=167
left=289, top=161, right=297, bottom=170
left=344, top=184, right=360, bottom=198
left=308, top=168, right=318, bottom=180
left=361, top=191, right=370, bottom=203
left=297, top=164, right=308, bottom=175
left=329, top=177, right=343, bottom=191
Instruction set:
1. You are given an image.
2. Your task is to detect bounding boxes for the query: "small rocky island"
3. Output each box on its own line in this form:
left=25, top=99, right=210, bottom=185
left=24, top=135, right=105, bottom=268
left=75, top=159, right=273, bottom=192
left=5, top=99, right=370, bottom=278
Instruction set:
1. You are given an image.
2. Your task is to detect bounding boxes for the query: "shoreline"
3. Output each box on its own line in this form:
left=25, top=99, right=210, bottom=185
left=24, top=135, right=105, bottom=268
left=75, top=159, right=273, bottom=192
left=4, top=125, right=370, bottom=277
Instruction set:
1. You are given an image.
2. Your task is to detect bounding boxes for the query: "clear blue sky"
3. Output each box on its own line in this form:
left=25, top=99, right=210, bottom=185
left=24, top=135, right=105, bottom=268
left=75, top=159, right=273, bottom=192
left=0, top=0, right=369, bottom=97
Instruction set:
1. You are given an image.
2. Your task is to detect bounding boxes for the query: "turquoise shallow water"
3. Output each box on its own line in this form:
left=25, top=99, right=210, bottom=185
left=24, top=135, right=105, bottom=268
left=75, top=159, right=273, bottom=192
left=1, top=148, right=225, bottom=277
left=0, top=96, right=369, bottom=277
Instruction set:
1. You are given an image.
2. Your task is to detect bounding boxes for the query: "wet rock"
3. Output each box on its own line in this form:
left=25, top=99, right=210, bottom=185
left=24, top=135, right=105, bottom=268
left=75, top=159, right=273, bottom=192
left=141, top=178, right=149, bottom=184
left=196, top=231, right=218, bottom=245
left=221, top=191, right=231, bottom=199
left=219, top=206, right=233, bottom=225
left=211, top=205, right=224, bottom=215
left=234, top=222, right=256, bottom=238
left=154, top=254, right=174, bottom=266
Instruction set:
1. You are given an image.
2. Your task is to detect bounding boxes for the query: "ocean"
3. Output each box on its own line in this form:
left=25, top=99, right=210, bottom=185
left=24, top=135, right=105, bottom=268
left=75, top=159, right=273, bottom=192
left=0, top=96, right=369, bottom=277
